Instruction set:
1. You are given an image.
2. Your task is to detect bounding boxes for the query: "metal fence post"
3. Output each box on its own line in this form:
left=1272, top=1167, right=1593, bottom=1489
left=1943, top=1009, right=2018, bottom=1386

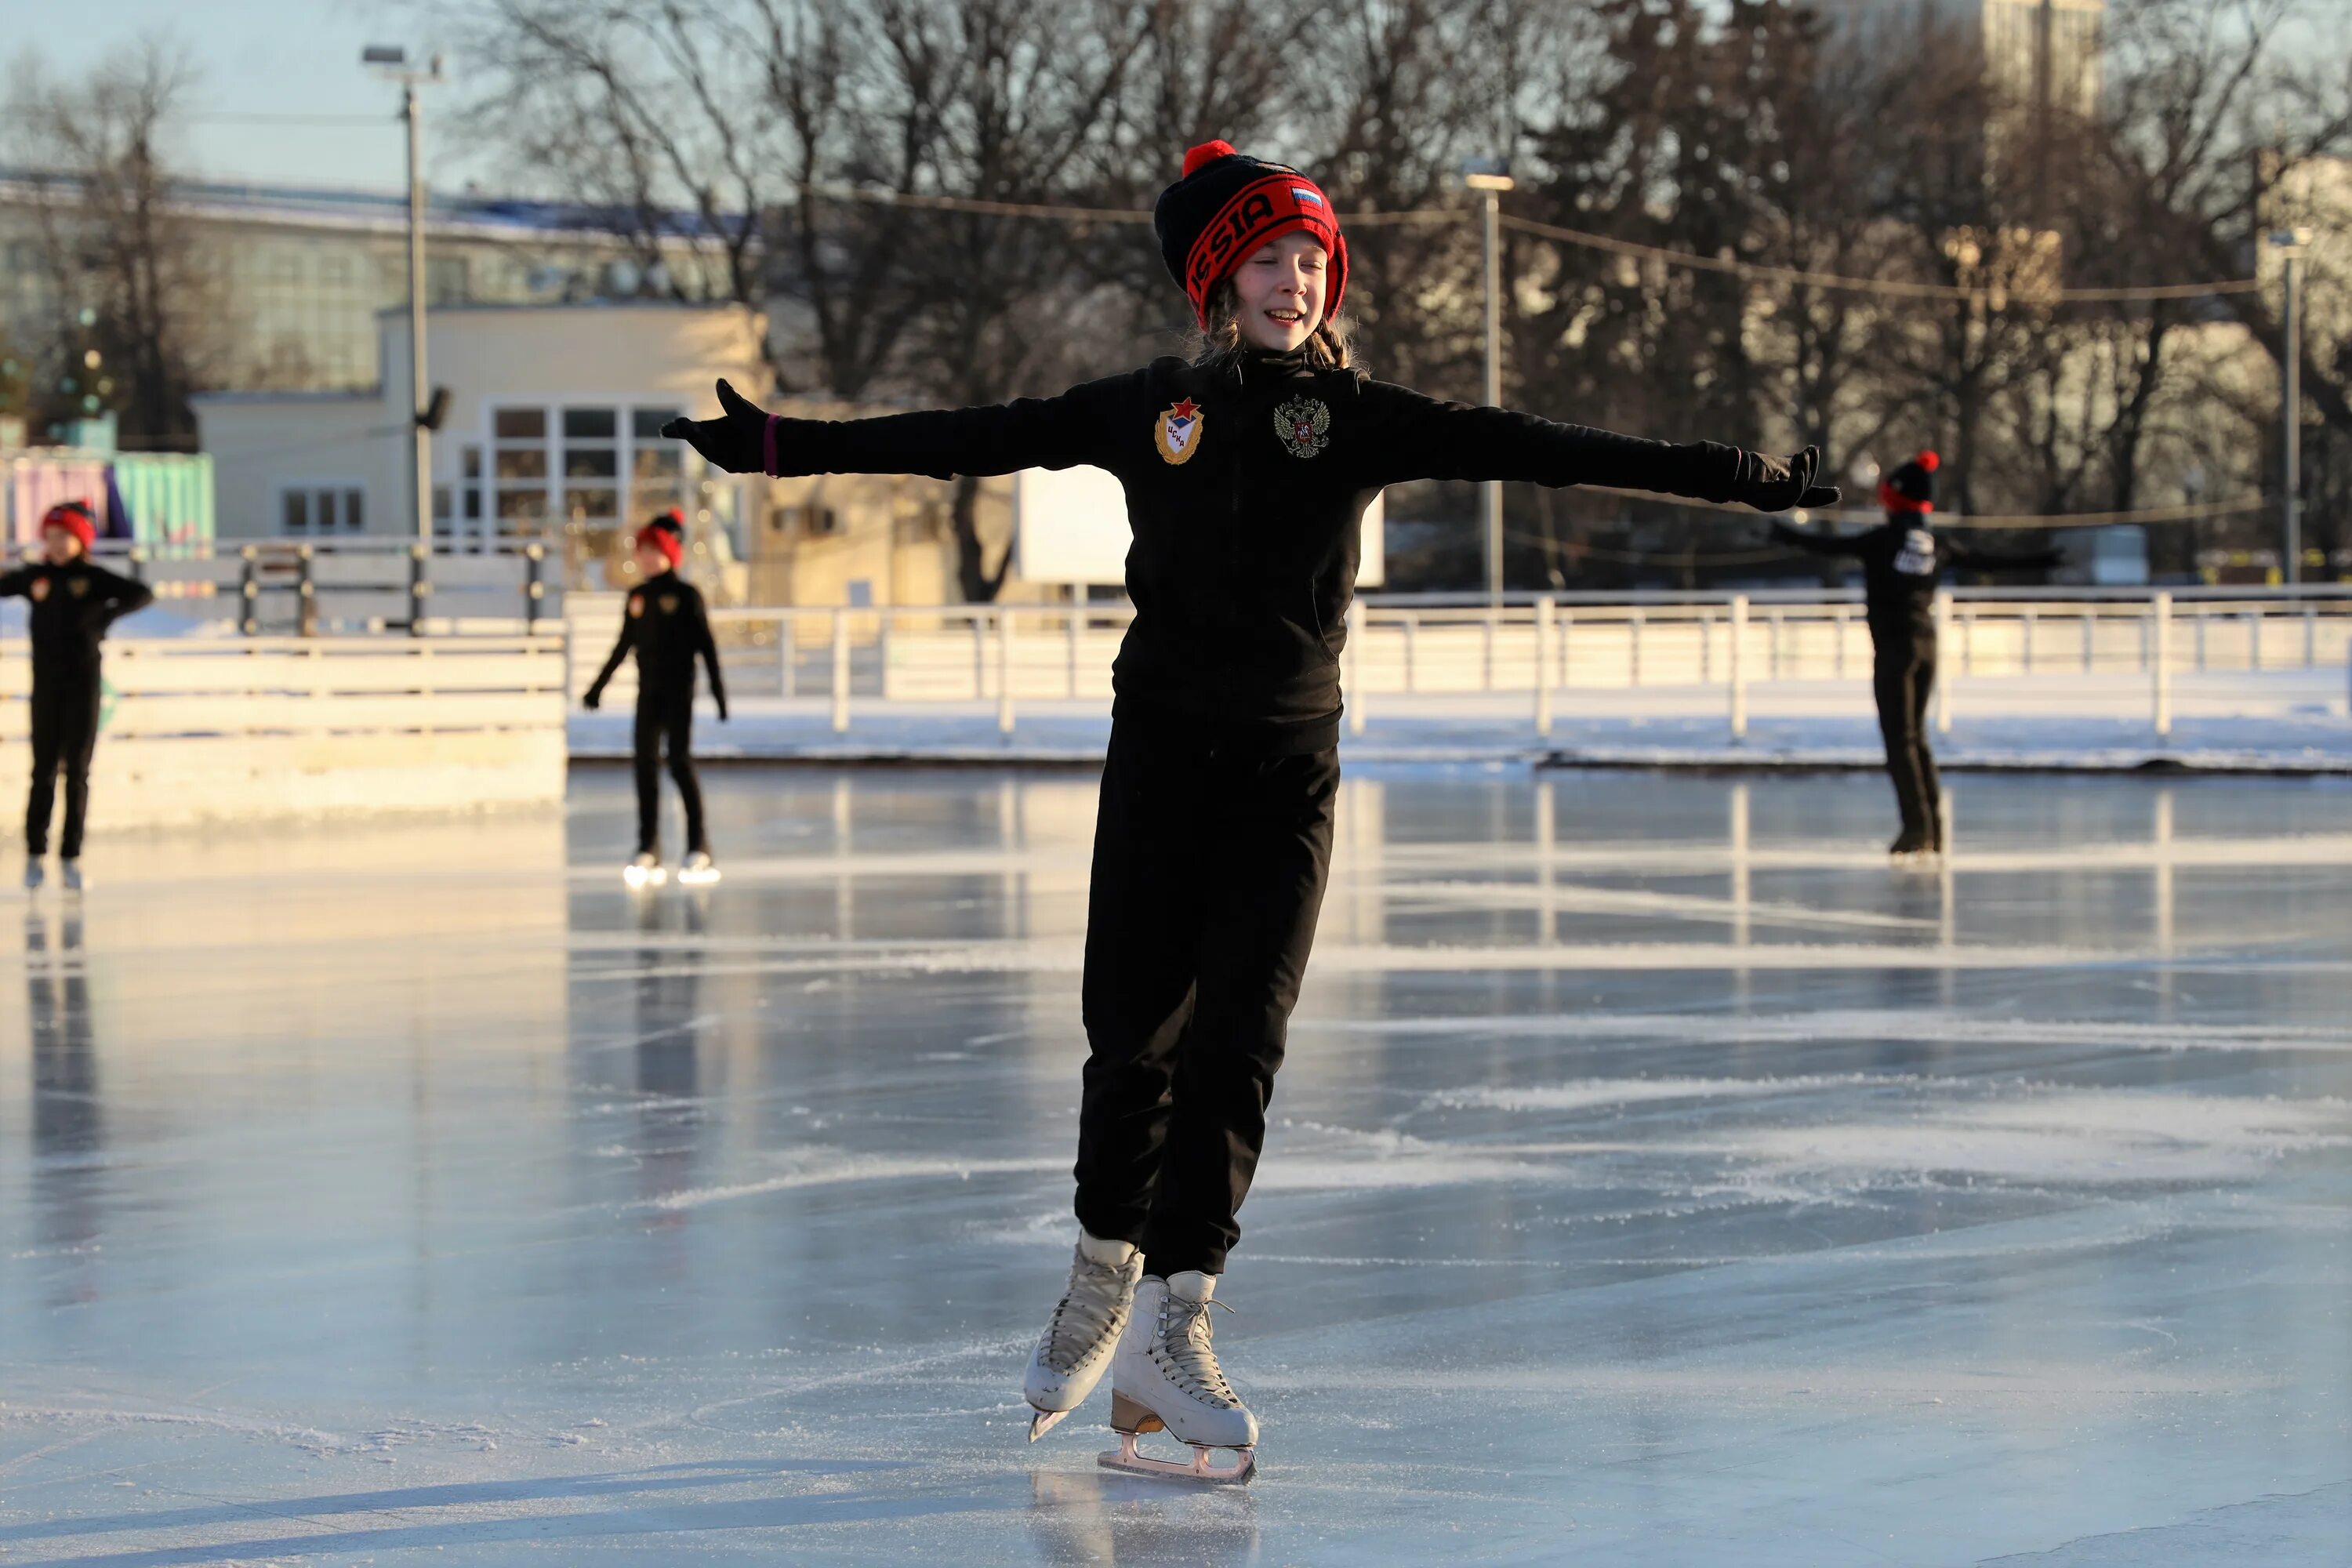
left=779, top=612, right=796, bottom=699
left=997, top=606, right=1016, bottom=735
left=1628, top=606, right=1645, bottom=687
left=2021, top=604, right=2037, bottom=674
left=831, top=607, right=850, bottom=734
left=2152, top=590, right=2172, bottom=739
left=1483, top=607, right=1497, bottom=692
left=408, top=542, right=430, bottom=637
left=523, top=543, right=545, bottom=632
left=2246, top=608, right=2262, bottom=672
left=1403, top=613, right=1419, bottom=693
left=297, top=545, right=317, bottom=638
left=1935, top=590, right=1955, bottom=735
left=240, top=546, right=259, bottom=636
left=1728, top=593, right=1748, bottom=741
left=1534, top=595, right=1555, bottom=739
left=1066, top=604, right=1082, bottom=699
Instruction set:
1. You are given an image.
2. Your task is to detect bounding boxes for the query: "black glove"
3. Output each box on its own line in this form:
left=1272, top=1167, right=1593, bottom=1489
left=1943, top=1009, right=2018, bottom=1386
left=583, top=686, right=603, bottom=711
left=715, top=699, right=728, bottom=723
left=661, top=379, right=772, bottom=474
left=1731, top=445, right=1840, bottom=512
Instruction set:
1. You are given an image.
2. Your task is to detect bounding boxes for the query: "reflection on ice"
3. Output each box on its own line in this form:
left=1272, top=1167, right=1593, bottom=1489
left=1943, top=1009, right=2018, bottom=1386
left=1, top=768, right=2347, bottom=1565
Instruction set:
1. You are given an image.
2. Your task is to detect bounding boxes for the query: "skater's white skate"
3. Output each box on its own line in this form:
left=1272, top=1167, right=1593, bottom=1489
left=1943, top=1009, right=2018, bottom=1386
left=1098, top=1270, right=1257, bottom=1483
left=676, top=850, right=720, bottom=887
left=1025, top=1233, right=1143, bottom=1441
left=622, top=851, right=666, bottom=888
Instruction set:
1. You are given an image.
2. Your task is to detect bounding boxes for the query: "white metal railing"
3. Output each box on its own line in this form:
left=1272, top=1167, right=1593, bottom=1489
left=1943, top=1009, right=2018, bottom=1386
left=563, top=590, right=2352, bottom=741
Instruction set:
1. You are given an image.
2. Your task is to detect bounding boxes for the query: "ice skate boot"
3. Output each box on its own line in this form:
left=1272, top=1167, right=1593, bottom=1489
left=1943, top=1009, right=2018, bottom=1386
left=623, top=851, right=667, bottom=888
left=677, top=849, right=720, bottom=887
left=1025, top=1232, right=1143, bottom=1440
left=59, top=858, right=84, bottom=893
left=1099, top=1270, right=1256, bottom=1483
left=1887, top=829, right=1934, bottom=864
left=23, top=856, right=42, bottom=891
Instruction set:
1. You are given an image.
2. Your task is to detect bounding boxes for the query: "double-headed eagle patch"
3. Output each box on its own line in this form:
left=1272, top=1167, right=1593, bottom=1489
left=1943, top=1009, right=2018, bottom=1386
left=1272, top=396, right=1330, bottom=459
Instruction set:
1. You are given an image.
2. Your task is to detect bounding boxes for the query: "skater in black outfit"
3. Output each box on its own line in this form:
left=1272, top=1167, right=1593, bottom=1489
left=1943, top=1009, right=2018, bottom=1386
left=1772, top=452, right=2060, bottom=858
left=2, top=500, right=151, bottom=892
left=582, top=510, right=728, bottom=887
left=665, top=137, right=1837, bottom=1477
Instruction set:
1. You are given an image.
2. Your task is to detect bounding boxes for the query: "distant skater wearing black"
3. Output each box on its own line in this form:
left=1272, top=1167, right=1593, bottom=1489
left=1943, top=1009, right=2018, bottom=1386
left=582, top=510, right=728, bottom=887
left=666, top=137, right=1838, bottom=1479
left=1773, top=452, right=2059, bottom=859
left=2, top=500, right=151, bottom=894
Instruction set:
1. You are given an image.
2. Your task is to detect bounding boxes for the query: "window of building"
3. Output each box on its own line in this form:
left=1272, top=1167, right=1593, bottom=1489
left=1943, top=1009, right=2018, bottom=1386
left=481, top=401, right=706, bottom=546
left=426, top=255, right=470, bottom=305
left=281, top=485, right=366, bottom=536
left=492, top=407, right=550, bottom=538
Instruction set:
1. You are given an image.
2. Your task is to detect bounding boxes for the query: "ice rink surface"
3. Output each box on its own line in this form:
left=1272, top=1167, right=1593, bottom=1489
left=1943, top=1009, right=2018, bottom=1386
left=3, top=764, right=2347, bottom=1566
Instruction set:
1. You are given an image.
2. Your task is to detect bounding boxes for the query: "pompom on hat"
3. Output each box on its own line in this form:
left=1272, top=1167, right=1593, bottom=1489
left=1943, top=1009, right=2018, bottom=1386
left=637, top=507, right=687, bottom=568
left=1153, top=140, right=1348, bottom=328
left=1878, top=451, right=1939, bottom=515
left=42, top=499, right=97, bottom=549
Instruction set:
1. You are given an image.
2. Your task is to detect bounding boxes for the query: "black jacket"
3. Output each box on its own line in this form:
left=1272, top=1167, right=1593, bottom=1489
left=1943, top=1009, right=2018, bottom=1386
left=764, top=350, right=1765, bottom=739
left=1773, top=519, right=2060, bottom=642
left=0, top=557, right=153, bottom=677
left=586, top=571, right=728, bottom=716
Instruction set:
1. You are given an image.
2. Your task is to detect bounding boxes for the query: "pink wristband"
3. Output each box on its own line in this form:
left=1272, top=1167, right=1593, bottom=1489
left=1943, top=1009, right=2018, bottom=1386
left=763, top=414, right=781, bottom=477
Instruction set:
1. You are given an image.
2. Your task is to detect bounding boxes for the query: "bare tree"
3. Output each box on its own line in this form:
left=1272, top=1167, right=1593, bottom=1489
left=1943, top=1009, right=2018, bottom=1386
left=4, top=40, right=219, bottom=449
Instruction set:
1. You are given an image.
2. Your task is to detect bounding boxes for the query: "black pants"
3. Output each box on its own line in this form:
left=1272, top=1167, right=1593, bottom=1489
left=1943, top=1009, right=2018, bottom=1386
left=1073, top=713, right=1341, bottom=1278
left=633, top=699, right=707, bottom=856
left=1871, top=639, right=1941, bottom=844
left=26, top=675, right=102, bottom=860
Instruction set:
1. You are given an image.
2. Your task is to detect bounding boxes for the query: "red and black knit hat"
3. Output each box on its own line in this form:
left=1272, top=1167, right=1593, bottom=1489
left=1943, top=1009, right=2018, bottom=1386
left=1878, top=451, right=1940, bottom=515
left=1153, top=140, right=1348, bottom=328
left=42, top=499, right=97, bottom=549
left=637, top=507, right=686, bottom=568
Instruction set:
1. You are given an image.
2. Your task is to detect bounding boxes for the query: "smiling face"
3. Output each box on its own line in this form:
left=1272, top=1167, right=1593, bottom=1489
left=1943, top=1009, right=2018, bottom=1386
left=1231, top=230, right=1330, bottom=351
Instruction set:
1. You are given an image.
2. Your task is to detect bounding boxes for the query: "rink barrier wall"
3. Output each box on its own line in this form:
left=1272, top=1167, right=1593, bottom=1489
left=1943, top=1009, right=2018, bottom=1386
left=0, top=636, right=568, bottom=830
left=566, top=590, right=2352, bottom=742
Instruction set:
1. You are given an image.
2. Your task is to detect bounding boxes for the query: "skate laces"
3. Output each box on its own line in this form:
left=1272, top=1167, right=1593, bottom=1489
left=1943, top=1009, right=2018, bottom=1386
left=1041, top=1252, right=1134, bottom=1373
left=1153, top=1290, right=1240, bottom=1408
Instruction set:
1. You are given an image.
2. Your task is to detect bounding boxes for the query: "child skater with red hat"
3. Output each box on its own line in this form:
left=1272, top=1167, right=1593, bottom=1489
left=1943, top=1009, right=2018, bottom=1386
left=2, top=500, right=152, bottom=892
left=666, top=139, right=1838, bottom=1481
left=1773, top=452, right=2060, bottom=862
left=582, top=510, right=728, bottom=887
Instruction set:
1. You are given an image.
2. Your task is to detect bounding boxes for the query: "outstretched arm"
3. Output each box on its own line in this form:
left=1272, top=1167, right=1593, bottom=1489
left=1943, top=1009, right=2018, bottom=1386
left=582, top=615, right=635, bottom=710
left=0, top=566, right=31, bottom=599
left=1944, top=535, right=2063, bottom=571
left=1359, top=383, right=1840, bottom=511
left=664, top=375, right=1132, bottom=481
left=87, top=562, right=154, bottom=626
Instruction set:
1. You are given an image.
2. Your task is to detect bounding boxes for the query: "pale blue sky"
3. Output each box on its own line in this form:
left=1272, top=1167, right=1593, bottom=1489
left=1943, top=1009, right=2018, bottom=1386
left=1, top=0, right=486, bottom=194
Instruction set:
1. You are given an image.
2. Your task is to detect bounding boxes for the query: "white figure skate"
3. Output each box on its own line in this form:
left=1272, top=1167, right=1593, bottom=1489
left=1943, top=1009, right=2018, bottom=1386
left=1098, top=1270, right=1257, bottom=1483
left=622, top=851, right=667, bottom=888
left=1025, top=1233, right=1142, bottom=1441
left=676, top=850, right=720, bottom=887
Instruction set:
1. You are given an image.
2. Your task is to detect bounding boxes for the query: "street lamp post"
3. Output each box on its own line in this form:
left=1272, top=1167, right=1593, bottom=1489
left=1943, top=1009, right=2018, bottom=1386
left=1465, top=162, right=1514, bottom=605
left=365, top=45, right=445, bottom=554
left=2269, top=227, right=2313, bottom=585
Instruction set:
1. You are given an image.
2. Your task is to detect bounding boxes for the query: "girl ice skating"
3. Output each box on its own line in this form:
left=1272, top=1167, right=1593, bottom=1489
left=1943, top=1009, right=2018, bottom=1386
left=665, top=137, right=1838, bottom=1481
left=1773, top=452, right=2060, bottom=859
left=3, top=500, right=152, bottom=893
left=582, top=509, right=728, bottom=887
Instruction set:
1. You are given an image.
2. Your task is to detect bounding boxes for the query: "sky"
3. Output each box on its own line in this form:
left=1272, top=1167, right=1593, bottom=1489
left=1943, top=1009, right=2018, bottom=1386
left=0, top=0, right=487, bottom=195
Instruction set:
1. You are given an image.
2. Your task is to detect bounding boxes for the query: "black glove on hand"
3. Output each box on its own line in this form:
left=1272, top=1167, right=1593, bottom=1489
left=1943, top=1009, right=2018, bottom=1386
left=661, top=379, right=772, bottom=474
left=1731, top=445, right=1840, bottom=512
left=583, top=686, right=602, bottom=712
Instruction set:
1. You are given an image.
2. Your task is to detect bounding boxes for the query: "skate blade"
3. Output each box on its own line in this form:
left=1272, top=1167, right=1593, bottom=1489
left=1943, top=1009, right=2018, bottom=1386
left=622, top=866, right=668, bottom=888
left=1028, top=1406, right=1071, bottom=1443
left=676, top=867, right=720, bottom=886
left=1097, top=1430, right=1254, bottom=1485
